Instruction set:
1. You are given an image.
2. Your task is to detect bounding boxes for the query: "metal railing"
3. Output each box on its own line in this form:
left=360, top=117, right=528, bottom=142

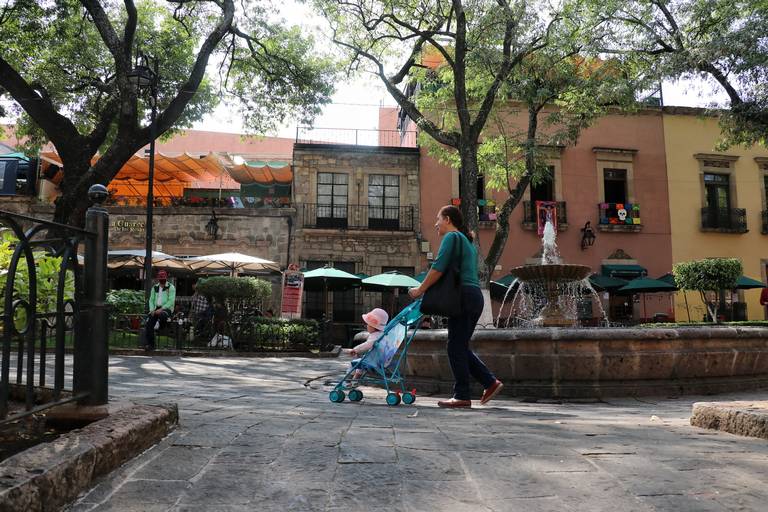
left=0, top=185, right=109, bottom=424
left=296, top=127, right=418, bottom=148
left=300, top=204, right=415, bottom=231
left=522, top=201, right=568, bottom=226
left=700, top=207, right=748, bottom=232
left=762, top=210, right=768, bottom=234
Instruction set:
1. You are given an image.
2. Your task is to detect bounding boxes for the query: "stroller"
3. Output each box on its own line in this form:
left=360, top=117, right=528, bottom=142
left=329, top=299, right=423, bottom=406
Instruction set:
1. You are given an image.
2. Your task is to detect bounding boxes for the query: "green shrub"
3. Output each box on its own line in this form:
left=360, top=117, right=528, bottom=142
left=106, top=289, right=145, bottom=315
left=673, top=258, right=742, bottom=322
left=237, top=316, right=320, bottom=351
left=196, top=276, right=271, bottom=302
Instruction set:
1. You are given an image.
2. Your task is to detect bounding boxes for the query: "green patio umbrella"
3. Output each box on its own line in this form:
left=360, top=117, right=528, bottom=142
left=302, top=266, right=362, bottom=320
left=361, top=271, right=420, bottom=292
left=362, top=271, right=420, bottom=315
left=618, top=277, right=677, bottom=321
left=589, top=273, right=628, bottom=291
left=657, top=273, right=677, bottom=287
left=490, top=274, right=519, bottom=302
left=734, top=275, right=766, bottom=289
left=414, top=270, right=428, bottom=283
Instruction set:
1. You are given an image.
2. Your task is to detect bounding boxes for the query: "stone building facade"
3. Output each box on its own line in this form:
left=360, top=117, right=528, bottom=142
left=291, top=143, right=425, bottom=325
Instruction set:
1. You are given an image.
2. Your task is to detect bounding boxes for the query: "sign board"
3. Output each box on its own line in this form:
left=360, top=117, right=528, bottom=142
left=280, top=263, right=304, bottom=319
left=535, top=200, right=558, bottom=236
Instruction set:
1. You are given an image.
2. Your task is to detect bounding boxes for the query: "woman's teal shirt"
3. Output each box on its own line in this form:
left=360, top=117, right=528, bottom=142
left=430, top=231, right=480, bottom=287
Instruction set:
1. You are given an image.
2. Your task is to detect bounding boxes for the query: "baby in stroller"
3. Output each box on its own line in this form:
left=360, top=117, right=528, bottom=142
left=349, top=308, right=390, bottom=380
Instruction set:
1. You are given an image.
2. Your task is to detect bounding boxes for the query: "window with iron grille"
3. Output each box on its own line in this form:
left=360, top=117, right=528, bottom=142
left=368, top=174, right=400, bottom=229
left=317, top=172, right=348, bottom=228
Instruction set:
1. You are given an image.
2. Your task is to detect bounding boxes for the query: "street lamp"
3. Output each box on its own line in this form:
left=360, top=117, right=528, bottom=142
left=205, top=210, right=220, bottom=239
left=128, top=50, right=160, bottom=311
left=580, top=221, right=596, bottom=250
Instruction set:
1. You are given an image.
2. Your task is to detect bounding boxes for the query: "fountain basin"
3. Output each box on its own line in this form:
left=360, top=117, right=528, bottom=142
left=508, top=263, right=592, bottom=282
left=403, top=327, right=768, bottom=398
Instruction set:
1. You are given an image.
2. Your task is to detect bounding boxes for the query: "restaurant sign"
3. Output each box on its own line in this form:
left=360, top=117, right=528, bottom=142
left=111, top=218, right=146, bottom=233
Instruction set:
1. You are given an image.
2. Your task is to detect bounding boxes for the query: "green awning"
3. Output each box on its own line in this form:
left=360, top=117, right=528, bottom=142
left=589, top=274, right=628, bottom=291
left=601, top=264, right=647, bottom=279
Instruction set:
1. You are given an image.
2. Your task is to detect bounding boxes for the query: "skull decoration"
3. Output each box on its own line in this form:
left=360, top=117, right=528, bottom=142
left=617, top=208, right=628, bottom=221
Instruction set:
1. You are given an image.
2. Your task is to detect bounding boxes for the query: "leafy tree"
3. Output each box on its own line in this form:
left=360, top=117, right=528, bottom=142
left=673, top=257, right=742, bottom=322
left=319, top=0, right=646, bottom=282
left=316, top=0, right=564, bottom=256
left=597, top=0, right=768, bottom=146
left=196, top=275, right=272, bottom=312
left=420, top=49, right=646, bottom=279
left=0, top=0, right=336, bottom=226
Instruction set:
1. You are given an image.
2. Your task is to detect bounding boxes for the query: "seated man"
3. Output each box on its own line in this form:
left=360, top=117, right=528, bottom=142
left=144, top=270, right=176, bottom=351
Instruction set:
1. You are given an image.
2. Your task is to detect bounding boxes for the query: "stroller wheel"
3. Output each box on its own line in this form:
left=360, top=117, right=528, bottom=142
left=348, top=389, right=363, bottom=402
left=402, top=391, right=416, bottom=405
left=386, top=393, right=401, bottom=406
left=329, top=390, right=346, bottom=403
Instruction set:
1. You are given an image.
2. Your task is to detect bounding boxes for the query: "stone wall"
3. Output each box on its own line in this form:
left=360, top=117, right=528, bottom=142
left=404, top=327, right=768, bottom=398
left=292, top=143, right=426, bottom=317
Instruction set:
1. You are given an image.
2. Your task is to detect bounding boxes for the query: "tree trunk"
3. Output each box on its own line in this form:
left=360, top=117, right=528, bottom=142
left=482, top=105, right=540, bottom=286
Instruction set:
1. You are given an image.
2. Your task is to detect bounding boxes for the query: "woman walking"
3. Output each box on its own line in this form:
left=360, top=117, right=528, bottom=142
left=409, top=205, right=503, bottom=408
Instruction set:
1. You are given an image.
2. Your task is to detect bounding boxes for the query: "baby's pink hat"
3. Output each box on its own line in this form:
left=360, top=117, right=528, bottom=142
left=362, top=308, right=388, bottom=331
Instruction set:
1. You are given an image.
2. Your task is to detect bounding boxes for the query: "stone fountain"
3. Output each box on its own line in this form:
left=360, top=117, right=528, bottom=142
left=504, top=216, right=593, bottom=327
left=398, top=213, right=768, bottom=399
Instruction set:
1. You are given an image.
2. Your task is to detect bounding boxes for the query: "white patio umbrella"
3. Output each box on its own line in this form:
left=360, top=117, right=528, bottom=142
left=106, top=249, right=188, bottom=270
left=185, top=252, right=280, bottom=276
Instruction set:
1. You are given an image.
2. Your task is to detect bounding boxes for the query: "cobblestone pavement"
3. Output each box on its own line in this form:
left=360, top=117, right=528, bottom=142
left=66, top=355, right=768, bottom=512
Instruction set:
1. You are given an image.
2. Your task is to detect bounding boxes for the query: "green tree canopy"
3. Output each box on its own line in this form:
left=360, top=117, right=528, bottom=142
left=596, top=0, right=768, bottom=146
left=0, top=0, right=336, bottom=225
left=673, top=257, right=742, bottom=322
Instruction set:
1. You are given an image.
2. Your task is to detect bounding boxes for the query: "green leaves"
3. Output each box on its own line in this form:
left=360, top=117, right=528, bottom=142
left=106, top=289, right=145, bottom=315
left=196, top=276, right=271, bottom=303
left=673, top=258, right=743, bottom=292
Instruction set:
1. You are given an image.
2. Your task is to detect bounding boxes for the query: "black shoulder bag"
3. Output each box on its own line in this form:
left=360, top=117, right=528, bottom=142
left=421, top=233, right=464, bottom=317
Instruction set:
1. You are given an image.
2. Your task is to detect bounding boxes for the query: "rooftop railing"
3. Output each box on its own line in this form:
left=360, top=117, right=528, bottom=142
left=296, top=127, right=418, bottom=148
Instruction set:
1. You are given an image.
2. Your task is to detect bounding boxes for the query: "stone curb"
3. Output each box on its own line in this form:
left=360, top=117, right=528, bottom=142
left=0, top=403, right=178, bottom=512
left=690, top=401, right=768, bottom=440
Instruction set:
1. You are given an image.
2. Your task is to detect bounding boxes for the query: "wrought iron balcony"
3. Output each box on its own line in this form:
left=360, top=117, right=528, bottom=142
left=301, top=203, right=415, bottom=231
left=522, top=201, right=568, bottom=227
left=700, top=207, right=747, bottom=233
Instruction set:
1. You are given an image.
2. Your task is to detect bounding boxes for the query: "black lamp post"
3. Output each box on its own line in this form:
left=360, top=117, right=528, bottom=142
left=580, top=221, right=596, bottom=250
left=128, top=51, right=160, bottom=311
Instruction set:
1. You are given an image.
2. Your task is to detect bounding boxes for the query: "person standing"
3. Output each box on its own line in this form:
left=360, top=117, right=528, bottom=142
left=188, top=279, right=211, bottom=336
left=408, top=205, right=503, bottom=408
left=144, top=270, right=176, bottom=351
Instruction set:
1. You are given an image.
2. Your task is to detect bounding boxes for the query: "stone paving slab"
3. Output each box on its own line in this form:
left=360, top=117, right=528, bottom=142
left=62, top=355, right=768, bottom=512
left=691, top=401, right=768, bottom=440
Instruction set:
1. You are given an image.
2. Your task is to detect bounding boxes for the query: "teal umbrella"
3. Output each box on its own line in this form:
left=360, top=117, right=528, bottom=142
left=589, top=273, right=629, bottom=291
left=414, top=271, right=428, bottom=283
left=302, top=266, right=362, bottom=320
left=362, top=271, right=420, bottom=292
left=618, top=277, right=677, bottom=294
left=490, top=274, right=519, bottom=302
left=362, top=271, right=420, bottom=315
left=657, top=273, right=677, bottom=287
left=618, top=277, right=677, bottom=321
left=735, top=275, right=766, bottom=290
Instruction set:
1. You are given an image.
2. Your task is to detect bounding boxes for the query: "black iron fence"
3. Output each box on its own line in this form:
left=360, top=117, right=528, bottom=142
left=296, top=126, right=418, bottom=148
left=301, top=204, right=415, bottom=231
left=700, top=207, right=748, bottom=232
left=522, top=201, right=568, bottom=226
left=0, top=185, right=109, bottom=424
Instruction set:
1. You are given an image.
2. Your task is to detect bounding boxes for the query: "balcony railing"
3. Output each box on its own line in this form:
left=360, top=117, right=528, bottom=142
left=598, top=202, right=641, bottom=226
left=701, top=207, right=747, bottom=232
left=522, top=201, right=568, bottom=226
left=301, top=204, right=415, bottom=231
left=762, top=210, right=768, bottom=234
left=296, top=127, right=417, bottom=148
